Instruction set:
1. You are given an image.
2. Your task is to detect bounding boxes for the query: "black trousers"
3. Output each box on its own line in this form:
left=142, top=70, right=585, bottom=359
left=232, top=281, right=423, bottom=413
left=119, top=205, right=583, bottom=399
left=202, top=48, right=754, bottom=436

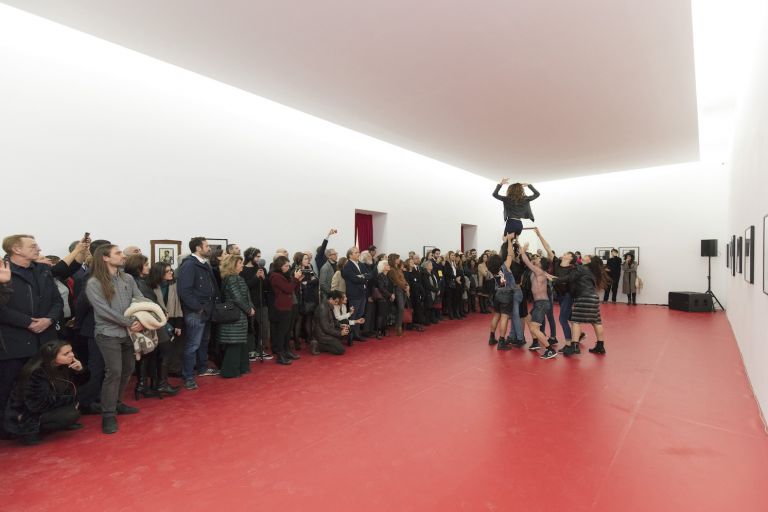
left=603, top=279, right=619, bottom=302
left=0, top=358, right=27, bottom=435
left=40, top=405, right=81, bottom=433
left=270, top=310, right=293, bottom=355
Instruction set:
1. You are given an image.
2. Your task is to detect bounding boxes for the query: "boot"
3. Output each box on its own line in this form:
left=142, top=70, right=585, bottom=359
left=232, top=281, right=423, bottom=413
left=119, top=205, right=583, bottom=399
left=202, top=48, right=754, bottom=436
left=285, top=349, right=301, bottom=360
left=309, top=339, right=320, bottom=355
left=627, top=295, right=632, bottom=305
left=562, top=344, right=577, bottom=357
left=497, top=338, right=512, bottom=351
left=276, top=352, right=292, bottom=365
left=589, top=341, right=606, bottom=355
left=488, top=332, right=497, bottom=345
left=631, top=293, right=637, bottom=305
left=135, top=378, right=158, bottom=400
left=396, top=325, right=403, bottom=336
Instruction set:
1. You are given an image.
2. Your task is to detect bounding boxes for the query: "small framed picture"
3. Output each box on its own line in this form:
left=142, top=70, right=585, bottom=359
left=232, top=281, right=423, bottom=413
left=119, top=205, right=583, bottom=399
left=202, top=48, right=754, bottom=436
left=726, top=243, right=730, bottom=268
left=744, top=225, right=755, bottom=284
left=731, top=235, right=736, bottom=277
left=206, top=238, right=229, bottom=258
left=423, top=245, right=436, bottom=258
left=594, top=247, right=613, bottom=262
left=150, top=240, right=182, bottom=270
left=737, top=236, right=743, bottom=274
left=619, top=246, right=640, bottom=264
left=763, top=215, right=768, bottom=295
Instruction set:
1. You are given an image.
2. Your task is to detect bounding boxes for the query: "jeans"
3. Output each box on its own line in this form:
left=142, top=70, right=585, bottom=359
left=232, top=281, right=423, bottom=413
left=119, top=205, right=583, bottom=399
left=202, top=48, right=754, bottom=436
left=558, top=293, right=574, bottom=340
left=508, top=288, right=524, bottom=341
left=95, top=335, right=135, bottom=417
left=182, top=312, right=211, bottom=380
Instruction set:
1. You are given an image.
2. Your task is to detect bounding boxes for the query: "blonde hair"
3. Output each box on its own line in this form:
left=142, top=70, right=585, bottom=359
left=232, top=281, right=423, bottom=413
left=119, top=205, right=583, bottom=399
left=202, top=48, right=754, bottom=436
left=220, top=254, right=244, bottom=278
left=2, top=234, right=34, bottom=255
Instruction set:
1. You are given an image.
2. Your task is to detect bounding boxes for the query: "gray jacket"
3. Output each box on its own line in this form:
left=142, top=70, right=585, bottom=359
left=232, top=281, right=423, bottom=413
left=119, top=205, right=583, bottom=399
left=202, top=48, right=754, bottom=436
left=85, top=272, right=149, bottom=338
left=493, top=184, right=540, bottom=221
left=319, top=260, right=337, bottom=299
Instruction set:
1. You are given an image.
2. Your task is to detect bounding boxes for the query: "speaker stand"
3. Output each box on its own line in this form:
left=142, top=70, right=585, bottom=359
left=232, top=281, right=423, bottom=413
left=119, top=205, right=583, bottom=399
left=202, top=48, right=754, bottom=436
left=705, top=255, right=725, bottom=312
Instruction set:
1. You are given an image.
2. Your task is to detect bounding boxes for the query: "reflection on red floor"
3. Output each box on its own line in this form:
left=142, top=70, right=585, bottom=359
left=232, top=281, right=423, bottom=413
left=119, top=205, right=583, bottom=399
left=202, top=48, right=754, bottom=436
left=1, top=305, right=766, bottom=511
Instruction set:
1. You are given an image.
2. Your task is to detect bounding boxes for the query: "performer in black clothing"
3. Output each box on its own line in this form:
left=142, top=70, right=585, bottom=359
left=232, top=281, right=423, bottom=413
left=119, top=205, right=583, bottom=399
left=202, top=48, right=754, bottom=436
left=603, top=249, right=622, bottom=303
left=492, top=179, right=541, bottom=238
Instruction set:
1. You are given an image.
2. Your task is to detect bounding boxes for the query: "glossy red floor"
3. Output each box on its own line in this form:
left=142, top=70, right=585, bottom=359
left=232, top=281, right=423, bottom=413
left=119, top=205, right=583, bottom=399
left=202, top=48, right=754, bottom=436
left=2, top=304, right=767, bottom=511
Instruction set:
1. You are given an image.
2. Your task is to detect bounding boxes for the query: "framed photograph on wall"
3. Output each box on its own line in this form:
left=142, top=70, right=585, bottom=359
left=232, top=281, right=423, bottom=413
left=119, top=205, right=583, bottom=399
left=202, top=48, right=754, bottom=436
left=737, top=236, right=743, bottom=274
left=764, top=215, right=768, bottom=295
left=726, top=243, right=730, bottom=268
left=206, top=238, right=228, bottom=258
left=619, top=246, right=639, bottom=264
left=150, top=240, right=182, bottom=270
left=594, top=247, right=613, bottom=262
left=423, top=245, right=436, bottom=258
left=744, top=226, right=755, bottom=284
left=731, top=235, right=736, bottom=276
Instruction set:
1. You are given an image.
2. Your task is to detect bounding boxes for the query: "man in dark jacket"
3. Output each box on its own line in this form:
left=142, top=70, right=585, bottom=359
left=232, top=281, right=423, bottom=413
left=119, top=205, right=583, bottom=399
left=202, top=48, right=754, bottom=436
left=176, top=237, right=220, bottom=390
left=0, top=235, right=64, bottom=438
left=341, top=247, right=370, bottom=341
left=311, top=291, right=349, bottom=355
left=603, top=249, right=622, bottom=303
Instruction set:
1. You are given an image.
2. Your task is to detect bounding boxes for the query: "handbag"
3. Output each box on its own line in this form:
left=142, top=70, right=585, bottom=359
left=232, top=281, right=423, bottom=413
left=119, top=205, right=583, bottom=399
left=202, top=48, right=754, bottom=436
left=635, top=276, right=644, bottom=290
left=212, top=300, right=239, bottom=324
left=402, top=306, right=413, bottom=324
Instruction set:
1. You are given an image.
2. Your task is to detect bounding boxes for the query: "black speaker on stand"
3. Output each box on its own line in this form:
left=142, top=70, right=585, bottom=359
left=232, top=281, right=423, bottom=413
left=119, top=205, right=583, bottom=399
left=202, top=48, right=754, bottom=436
left=700, top=239, right=724, bottom=311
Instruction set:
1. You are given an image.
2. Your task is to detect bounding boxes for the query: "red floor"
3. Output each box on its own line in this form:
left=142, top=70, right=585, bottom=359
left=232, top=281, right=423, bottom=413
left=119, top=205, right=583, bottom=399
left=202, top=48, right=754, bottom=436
left=2, top=304, right=767, bottom=511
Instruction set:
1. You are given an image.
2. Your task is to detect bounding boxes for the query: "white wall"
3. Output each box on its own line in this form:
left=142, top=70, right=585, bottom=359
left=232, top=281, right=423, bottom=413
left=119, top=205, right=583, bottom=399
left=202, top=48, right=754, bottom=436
left=516, top=162, right=730, bottom=306
left=0, top=5, right=727, bottom=311
left=0, top=5, right=502, bottom=260
left=726, top=19, right=768, bottom=415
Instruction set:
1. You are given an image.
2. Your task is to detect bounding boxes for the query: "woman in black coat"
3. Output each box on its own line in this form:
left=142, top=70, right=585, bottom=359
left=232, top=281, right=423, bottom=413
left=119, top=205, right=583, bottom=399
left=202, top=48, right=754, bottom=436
left=292, top=252, right=320, bottom=351
left=4, top=339, right=86, bottom=445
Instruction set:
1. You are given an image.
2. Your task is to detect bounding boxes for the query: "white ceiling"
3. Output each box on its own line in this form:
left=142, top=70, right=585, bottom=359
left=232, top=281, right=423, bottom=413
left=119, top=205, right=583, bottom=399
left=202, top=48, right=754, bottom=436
left=3, top=0, right=700, bottom=182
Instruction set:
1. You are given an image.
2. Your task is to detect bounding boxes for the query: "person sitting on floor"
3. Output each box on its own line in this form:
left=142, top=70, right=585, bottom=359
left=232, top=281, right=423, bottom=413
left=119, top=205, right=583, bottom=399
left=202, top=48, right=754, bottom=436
left=4, top=340, right=87, bottom=446
left=311, top=290, right=351, bottom=356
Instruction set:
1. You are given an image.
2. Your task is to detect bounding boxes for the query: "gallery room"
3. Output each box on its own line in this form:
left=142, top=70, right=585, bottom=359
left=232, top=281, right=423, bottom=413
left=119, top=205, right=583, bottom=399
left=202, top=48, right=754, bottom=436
left=0, top=1, right=767, bottom=510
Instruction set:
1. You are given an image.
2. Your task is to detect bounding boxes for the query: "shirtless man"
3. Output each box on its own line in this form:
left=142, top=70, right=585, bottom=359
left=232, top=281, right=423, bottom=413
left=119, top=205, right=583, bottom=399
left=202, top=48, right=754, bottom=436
left=520, top=242, right=557, bottom=359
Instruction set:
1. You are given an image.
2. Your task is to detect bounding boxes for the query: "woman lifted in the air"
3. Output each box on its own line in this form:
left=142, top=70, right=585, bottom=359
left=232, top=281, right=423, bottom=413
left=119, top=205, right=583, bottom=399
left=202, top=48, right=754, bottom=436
left=492, top=178, right=540, bottom=239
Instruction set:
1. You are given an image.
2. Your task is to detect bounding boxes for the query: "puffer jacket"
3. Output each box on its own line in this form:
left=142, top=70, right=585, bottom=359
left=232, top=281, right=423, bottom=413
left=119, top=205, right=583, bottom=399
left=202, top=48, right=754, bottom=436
left=4, top=365, right=87, bottom=436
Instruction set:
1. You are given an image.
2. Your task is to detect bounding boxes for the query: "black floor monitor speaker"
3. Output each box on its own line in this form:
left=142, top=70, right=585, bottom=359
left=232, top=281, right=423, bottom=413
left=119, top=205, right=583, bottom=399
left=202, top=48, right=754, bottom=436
left=668, top=291, right=713, bottom=312
left=701, top=239, right=718, bottom=257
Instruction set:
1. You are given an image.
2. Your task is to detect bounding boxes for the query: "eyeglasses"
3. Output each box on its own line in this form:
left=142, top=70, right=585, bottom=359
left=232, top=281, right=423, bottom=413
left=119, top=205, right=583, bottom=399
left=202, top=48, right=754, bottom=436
left=165, top=269, right=174, bottom=273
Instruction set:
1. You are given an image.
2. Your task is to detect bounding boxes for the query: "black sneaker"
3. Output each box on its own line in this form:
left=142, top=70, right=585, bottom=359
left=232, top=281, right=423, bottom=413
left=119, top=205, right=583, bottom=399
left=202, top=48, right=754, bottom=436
left=540, top=347, right=557, bottom=360
left=589, top=342, right=606, bottom=355
left=198, top=368, right=220, bottom=377
left=488, top=334, right=497, bottom=346
left=497, top=338, right=512, bottom=351
left=562, top=344, right=577, bottom=357
left=184, top=379, right=198, bottom=390
left=528, top=340, right=541, bottom=351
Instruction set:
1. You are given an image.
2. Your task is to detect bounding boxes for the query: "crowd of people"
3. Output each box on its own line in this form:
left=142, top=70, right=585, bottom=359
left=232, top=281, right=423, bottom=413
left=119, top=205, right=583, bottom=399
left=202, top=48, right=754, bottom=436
left=0, top=217, right=639, bottom=446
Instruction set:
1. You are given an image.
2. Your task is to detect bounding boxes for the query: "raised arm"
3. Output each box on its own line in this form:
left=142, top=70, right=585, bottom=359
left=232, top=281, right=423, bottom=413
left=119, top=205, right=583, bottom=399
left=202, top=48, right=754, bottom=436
left=492, top=178, right=509, bottom=201
left=533, top=227, right=555, bottom=260
left=519, top=243, right=543, bottom=275
left=526, top=184, right=540, bottom=201
left=503, top=234, right=515, bottom=269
